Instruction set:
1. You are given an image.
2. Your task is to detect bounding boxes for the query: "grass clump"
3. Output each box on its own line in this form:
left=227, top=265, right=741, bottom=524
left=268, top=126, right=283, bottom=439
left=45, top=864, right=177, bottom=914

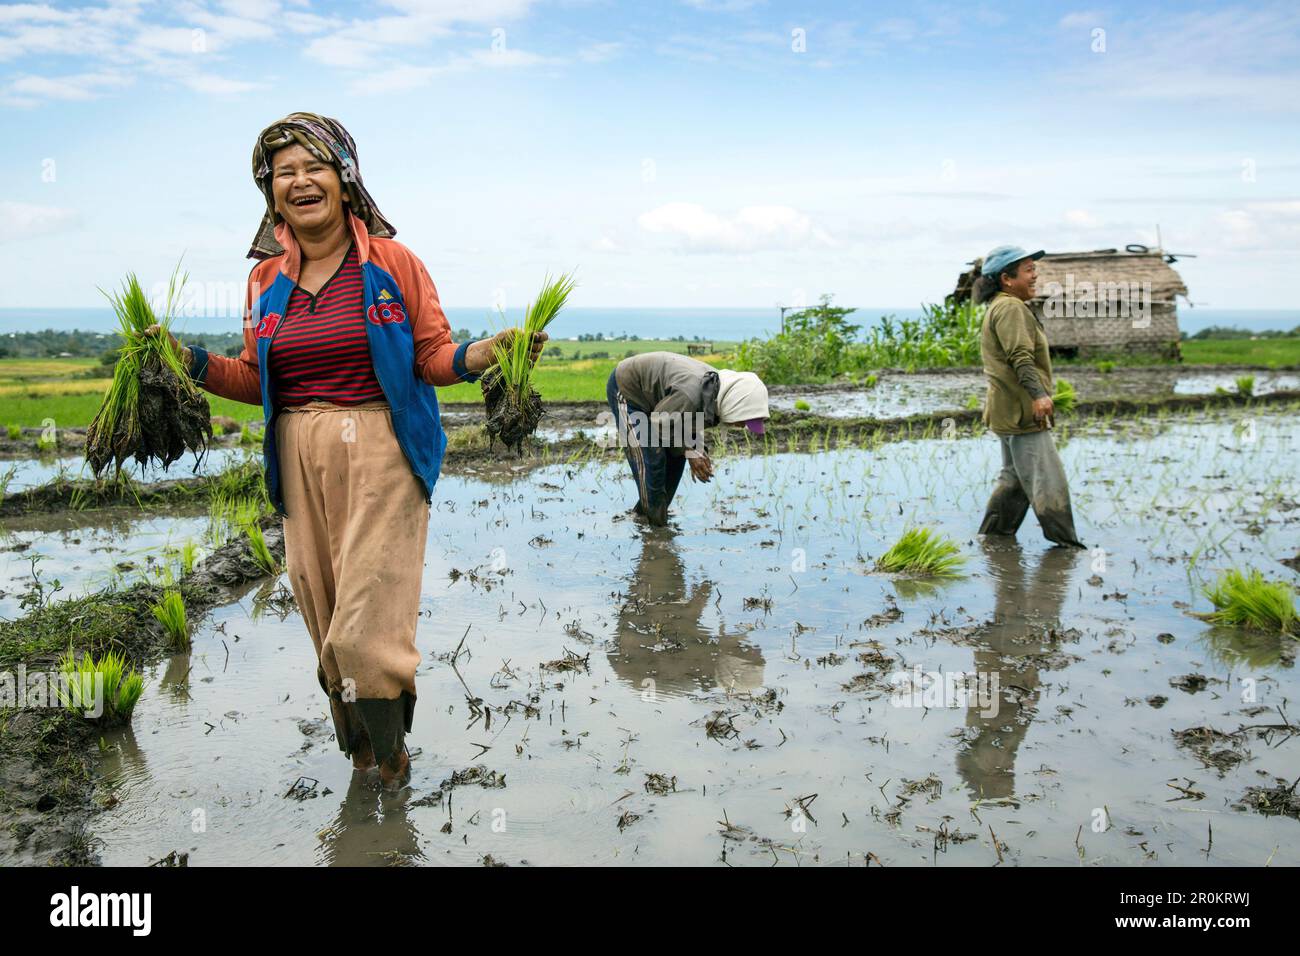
left=1200, top=569, right=1297, bottom=635
left=482, top=271, right=577, bottom=452
left=57, top=647, right=145, bottom=725
left=149, top=588, right=189, bottom=649
left=875, top=527, right=965, bottom=577
left=85, top=264, right=212, bottom=477
left=244, top=519, right=279, bottom=575
left=794, top=399, right=811, bottom=411
left=1096, top=360, right=1116, bottom=374
left=1235, top=375, right=1255, bottom=397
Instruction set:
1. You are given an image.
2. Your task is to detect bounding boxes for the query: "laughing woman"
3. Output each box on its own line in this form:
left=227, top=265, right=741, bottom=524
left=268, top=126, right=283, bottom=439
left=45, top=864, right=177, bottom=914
left=150, top=113, right=544, bottom=789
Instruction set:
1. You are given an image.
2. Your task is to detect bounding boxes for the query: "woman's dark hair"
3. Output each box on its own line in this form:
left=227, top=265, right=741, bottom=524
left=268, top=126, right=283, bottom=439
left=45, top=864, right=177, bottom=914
left=972, top=259, right=1024, bottom=305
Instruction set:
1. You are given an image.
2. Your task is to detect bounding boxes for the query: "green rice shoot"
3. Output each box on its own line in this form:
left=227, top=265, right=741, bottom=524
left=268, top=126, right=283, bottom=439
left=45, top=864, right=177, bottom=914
left=875, top=527, right=965, bottom=576
left=58, top=647, right=145, bottom=725
left=1052, top=378, right=1077, bottom=415
left=1201, top=568, right=1297, bottom=634
left=490, top=271, right=578, bottom=404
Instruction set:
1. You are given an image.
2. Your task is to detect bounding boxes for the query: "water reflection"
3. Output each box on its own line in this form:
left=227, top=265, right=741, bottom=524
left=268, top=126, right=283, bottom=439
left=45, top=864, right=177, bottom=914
left=609, top=529, right=765, bottom=696
left=956, top=541, right=1080, bottom=800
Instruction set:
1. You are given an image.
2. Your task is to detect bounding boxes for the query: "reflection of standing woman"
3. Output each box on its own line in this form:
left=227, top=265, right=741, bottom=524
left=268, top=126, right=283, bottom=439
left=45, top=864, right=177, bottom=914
left=607, top=352, right=769, bottom=526
left=150, top=114, right=543, bottom=789
left=973, top=245, right=1083, bottom=548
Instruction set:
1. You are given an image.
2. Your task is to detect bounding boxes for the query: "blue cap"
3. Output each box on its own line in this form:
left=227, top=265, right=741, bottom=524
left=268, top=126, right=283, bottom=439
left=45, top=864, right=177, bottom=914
left=981, top=245, right=1045, bottom=277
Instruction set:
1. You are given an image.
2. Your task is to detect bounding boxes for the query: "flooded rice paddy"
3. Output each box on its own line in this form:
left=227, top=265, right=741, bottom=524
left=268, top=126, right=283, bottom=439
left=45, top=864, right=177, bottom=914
left=33, top=404, right=1294, bottom=866
left=769, top=368, right=1300, bottom=420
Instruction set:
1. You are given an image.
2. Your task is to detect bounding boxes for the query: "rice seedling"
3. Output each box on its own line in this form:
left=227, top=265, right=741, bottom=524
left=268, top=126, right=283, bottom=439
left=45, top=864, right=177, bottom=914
left=85, top=264, right=212, bottom=477
left=1096, top=360, right=1116, bottom=374
left=1052, top=378, right=1077, bottom=415
left=57, top=647, right=145, bottom=725
left=1200, top=568, right=1297, bottom=635
left=150, top=587, right=190, bottom=649
left=482, top=271, right=577, bottom=452
left=6, top=424, right=20, bottom=439
left=244, top=518, right=279, bottom=575
left=965, top=394, right=980, bottom=410
left=794, top=399, right=812, bottom=411
left=1236, top=375, right=1255, bottom=397
left=875, top=526, right=965, bottom=576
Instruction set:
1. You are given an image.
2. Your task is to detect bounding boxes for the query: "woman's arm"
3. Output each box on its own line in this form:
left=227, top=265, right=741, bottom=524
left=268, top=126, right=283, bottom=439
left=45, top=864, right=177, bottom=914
left=185, top=267, right=264, bottom=406
left=402, top=248, right=545, bottom=384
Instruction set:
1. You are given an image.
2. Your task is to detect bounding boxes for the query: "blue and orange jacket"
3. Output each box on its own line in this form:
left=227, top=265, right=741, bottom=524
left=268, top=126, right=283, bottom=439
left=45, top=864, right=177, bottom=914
left=188, top=212, right=480, bottom=516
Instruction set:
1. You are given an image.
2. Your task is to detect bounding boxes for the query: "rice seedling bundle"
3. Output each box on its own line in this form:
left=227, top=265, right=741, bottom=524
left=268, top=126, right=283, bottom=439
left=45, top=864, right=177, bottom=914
left=481, top=272, right=576, bottom=452
left=85, top=265, right=212, bottom=477
left=875, top=527, right=965, bottom=577
left=1052, top=378, right=1077, bottom=415
left=57, top=647, right=145, bottom=725
left=1201, top=568, right=1297, bottom=634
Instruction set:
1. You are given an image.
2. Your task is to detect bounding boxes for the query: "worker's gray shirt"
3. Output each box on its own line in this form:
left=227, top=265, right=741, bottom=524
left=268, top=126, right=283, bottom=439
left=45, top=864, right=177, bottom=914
left=614, top=352, right=720, bottom=454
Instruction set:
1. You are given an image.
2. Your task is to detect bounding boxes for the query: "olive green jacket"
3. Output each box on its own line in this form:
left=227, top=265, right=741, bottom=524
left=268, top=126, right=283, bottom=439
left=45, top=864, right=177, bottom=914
left=981, top=292, right=1052, bottom=435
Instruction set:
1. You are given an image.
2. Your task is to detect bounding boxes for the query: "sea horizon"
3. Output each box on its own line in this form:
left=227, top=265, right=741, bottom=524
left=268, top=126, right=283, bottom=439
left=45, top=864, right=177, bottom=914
left=0, top=305, right=1295, bottom=342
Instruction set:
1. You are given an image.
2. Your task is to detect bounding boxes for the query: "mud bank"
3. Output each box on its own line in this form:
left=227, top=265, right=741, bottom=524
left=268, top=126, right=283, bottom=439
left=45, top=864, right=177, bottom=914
left=0, top=520, right=284, bottom=865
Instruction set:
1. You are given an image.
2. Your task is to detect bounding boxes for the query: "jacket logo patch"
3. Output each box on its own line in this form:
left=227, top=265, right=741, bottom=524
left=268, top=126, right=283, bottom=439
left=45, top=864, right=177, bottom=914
left=368, top=302, right=407, bottom=325
left=255, top=312, right=282, bottom=338
left=378, top=289, right=394, bottom=301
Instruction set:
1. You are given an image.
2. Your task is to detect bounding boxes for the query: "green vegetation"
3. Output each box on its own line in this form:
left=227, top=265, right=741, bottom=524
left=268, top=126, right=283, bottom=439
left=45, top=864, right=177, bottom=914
left=1236, top=375, right=1255, bottom=397
left=1096, top=360, right=1116, bottom=374
left=794, top=399, right=811, bottom=411
left=149, top=587, right=189, bottom=649
left=490, top=272, right=578, bottom=407
left=85, top=266, right=212, bottom=477
left=57, top=647, right=145, bottom=725
left=1053, top=378, right=1077, bottom=414
left=1180, top=336, right=1300, bottom=367
left=244, top=520, right=278, bottom=575
left=733, top=296, right=982, bottom=385
left=874, top=527, right=965, bottom=576
left=1201, top=569, right=1297, bottom=635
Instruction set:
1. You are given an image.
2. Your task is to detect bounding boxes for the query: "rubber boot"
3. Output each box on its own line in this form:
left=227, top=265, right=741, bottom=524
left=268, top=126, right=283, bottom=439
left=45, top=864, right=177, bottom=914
left=317, top=666, right=374, bottom=771
left=355, top=691, right=416, bottom=790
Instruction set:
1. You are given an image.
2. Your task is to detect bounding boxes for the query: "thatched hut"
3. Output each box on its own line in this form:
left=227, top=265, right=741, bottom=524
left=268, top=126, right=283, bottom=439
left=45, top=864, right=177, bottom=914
left=953, top=246, right=1189, bottom=358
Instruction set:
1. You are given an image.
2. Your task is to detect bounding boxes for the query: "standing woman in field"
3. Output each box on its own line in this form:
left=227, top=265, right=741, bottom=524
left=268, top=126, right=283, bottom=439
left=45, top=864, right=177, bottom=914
left=150, top=113, right=544, bottom=788
left=973, top=245, right=1084, bottom=548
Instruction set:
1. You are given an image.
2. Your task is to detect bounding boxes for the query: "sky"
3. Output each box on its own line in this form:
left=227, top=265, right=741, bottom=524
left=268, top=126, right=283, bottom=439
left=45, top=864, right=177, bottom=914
left=1, top=0, right=1298, bottom=317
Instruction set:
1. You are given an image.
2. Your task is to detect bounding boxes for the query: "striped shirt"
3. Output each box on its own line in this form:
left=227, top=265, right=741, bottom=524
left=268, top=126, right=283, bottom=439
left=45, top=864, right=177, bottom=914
left=268, top=242, right=386, bottom=408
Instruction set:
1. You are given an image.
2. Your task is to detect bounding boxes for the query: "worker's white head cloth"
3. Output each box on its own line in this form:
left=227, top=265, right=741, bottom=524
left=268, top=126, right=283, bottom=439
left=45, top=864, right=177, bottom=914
left=716, top=369, right=770, bottom=433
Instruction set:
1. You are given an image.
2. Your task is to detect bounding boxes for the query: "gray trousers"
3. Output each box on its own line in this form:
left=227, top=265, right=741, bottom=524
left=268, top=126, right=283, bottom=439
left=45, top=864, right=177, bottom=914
left=979, top=430, right=1084, bottom=547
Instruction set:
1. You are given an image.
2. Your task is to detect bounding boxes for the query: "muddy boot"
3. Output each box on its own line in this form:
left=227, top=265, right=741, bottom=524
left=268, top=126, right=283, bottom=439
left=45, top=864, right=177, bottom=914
left=1036, top=507, right=1086, bottom=549
left=355, top=693, right=415, bottom=791
left=318, top=667, right=373, bottom=770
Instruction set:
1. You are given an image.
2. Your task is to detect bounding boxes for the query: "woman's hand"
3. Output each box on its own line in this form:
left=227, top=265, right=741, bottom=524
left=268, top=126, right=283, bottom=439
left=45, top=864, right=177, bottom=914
left=688, top=454, right=713, bottom=483
left=465, top=329, right=549, bottom=373
left=144, top=323, right=192, bottom=371
left=1032, top=395, right=1054, bottom=422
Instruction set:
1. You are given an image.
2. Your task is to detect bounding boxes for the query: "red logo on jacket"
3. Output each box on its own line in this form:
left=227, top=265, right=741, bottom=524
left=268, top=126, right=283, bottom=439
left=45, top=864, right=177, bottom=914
left=368, top=302, right=407, bottom=325
left=255, top=312, right=282, bottom=338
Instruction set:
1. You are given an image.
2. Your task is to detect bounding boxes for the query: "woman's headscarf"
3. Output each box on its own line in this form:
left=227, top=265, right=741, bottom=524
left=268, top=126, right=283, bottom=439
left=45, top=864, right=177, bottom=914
left=715, top=369, right=770, bottom=430
left=247, top=112, right=396, bottom=260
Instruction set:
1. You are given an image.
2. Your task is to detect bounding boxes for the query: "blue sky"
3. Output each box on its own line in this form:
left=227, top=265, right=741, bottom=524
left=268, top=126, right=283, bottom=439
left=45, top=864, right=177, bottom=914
left=1, top=0, right=1298, bottom=315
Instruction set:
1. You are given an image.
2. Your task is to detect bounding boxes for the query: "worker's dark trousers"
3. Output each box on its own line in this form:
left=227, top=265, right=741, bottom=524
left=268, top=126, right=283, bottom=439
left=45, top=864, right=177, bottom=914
left=607, top=371, right=685, bottom=525
left=978, top=429, right=1085, bottom=548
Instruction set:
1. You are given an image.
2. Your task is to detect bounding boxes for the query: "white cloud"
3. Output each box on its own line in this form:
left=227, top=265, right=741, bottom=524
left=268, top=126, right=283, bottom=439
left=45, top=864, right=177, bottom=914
left=637, top=202, right=835, bottom=252
left=1, top=69, right=131, bottom=106
left=0, top=201, right=81, bottom=243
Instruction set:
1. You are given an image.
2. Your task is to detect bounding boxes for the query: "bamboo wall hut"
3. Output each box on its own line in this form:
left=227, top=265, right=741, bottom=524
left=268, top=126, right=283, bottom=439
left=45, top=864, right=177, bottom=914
left=953, top=247, right=1189, bottom=358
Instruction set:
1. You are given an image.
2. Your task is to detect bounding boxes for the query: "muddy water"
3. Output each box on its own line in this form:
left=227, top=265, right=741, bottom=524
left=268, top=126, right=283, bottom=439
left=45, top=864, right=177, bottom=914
left=770, top=368, right=1300, bottom=419
left=0, top=512, right=212, bottom=618
left=0, top=446, right=253, bottom=493
left=88, top=409, right=1299, bottom=866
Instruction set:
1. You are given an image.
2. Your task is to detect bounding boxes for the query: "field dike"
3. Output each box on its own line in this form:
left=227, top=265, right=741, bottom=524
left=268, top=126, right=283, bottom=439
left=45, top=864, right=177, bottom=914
left=0, top=518, right=284, bottom=865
